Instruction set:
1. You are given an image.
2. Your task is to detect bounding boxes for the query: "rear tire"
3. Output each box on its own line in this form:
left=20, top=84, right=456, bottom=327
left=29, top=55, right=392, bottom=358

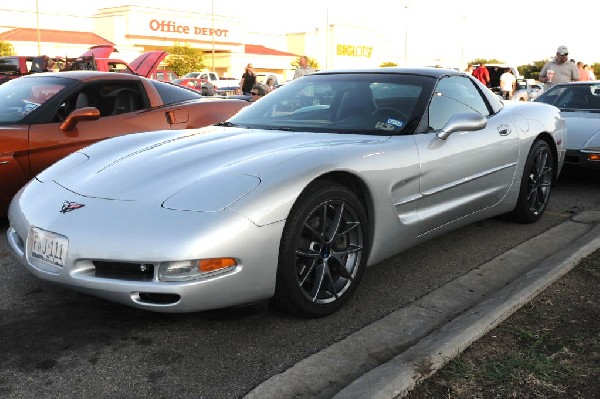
left=509, top=139, right=554, bottom=223
left=271, top=181, right=368, bottom=317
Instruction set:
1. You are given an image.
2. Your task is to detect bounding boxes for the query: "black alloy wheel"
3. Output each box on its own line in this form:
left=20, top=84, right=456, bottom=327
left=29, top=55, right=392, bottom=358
left=272, top=181, right=368, bottom=317
left=510, top=139, right=554, bottom=223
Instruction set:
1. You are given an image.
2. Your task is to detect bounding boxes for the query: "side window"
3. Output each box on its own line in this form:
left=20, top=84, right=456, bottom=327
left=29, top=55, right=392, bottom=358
left=59, top=82, right=145, bottom=118
left=150, top=80, right=203, bottom=104
left=429, top=76, right=489, bottom=131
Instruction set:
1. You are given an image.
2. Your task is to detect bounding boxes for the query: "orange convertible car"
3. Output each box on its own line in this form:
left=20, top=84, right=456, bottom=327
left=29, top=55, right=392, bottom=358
left=0, top=71, right=248, bottom=216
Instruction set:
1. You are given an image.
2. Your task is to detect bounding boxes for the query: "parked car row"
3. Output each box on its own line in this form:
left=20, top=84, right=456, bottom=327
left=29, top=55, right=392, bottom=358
left=6, top=67, right=568, bottom=318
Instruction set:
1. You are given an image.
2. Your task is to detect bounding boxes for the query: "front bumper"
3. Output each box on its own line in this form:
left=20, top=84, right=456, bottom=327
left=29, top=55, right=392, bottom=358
left=7, top=180, right=284, bottom=313
left=564, top=149, right=600, bottom=170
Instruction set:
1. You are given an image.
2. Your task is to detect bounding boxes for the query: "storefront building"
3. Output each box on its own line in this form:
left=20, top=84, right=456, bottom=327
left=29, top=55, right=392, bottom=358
left=0, top=4, right=396, bottom=82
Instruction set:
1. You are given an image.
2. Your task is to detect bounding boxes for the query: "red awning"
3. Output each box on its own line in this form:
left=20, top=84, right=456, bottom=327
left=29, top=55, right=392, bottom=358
left=0, top=28, right=114, bottom=46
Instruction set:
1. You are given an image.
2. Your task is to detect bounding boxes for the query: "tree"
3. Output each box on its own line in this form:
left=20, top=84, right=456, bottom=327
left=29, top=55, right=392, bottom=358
left=291, top=56, right=320, bottom=71
left=468, top=58, right=505, bottom=66
left=0, top=41, right=15, bottom=56
left=591, top=63, right=600, bottom=79
left=163, top=43, right=206, bottom=77
left=380, top=62, right=398, bottom=67
left=517, top=60, right=547, bottom=80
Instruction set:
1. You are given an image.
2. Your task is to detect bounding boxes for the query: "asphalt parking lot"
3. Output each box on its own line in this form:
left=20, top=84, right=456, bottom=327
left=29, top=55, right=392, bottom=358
left=1, top=167, right=599, bottom=399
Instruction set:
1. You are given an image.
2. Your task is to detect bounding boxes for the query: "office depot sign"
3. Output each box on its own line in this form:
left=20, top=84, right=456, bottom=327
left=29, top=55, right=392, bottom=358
left=149, top=19, right=230, bottom=38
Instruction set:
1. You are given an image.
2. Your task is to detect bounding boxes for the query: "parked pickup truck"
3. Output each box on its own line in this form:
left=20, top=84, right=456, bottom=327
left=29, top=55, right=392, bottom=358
left=182, top=71, right=239, bottom=95
left=477, top=64, right=543, bottom=101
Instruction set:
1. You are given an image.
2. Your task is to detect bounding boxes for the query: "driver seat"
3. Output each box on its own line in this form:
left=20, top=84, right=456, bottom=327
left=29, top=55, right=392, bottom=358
left=111, top=89, right=140, bottom=115
left=335, top=87, right=377, bottom=121
left=75, top=92, right=90, bottom=109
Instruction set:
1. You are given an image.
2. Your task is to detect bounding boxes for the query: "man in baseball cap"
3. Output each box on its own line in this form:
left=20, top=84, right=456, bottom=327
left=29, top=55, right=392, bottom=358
left=556, top=45, right=569, bottom=56
left=539, top=45, right=579, bottom=89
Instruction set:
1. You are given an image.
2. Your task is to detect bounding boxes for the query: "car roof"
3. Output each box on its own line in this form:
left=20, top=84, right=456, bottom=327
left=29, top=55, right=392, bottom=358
left=311, top=67, right=463, bottom=78
left=19, top=70, right=145, bottom=82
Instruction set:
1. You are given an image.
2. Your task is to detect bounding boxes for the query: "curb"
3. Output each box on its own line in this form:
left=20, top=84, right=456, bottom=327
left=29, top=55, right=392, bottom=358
left=333, top=214, right=600, bottom=398
left=245, top=211, right=600, bottom=399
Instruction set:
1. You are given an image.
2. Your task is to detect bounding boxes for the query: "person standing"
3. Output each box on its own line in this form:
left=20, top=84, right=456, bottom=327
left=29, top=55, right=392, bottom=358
left=464, top=64, right=474, bottom=75
left=472, top=63, right=490, bottom=87
left=586, top=64, right=596, bottom=80
left=539, top=46, right=579, bottom=89
left=577, top=62, right=589, bottom=81
left=293, top=56, right=315, bottom=80
left=499, top=67, right=516, bottom=100
left=249, top=83, right=270, bottom=102
left=265, top=77, right=275, bottom=91
left=239, top=63, right=257, bottom=95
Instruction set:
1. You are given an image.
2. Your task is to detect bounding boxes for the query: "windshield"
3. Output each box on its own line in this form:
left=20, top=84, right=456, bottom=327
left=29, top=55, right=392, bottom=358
left=0, top=75, right=72, bottom=124
left=536, top=83, right=600, bottom=111
left=228, top=73, right=435, bottom=135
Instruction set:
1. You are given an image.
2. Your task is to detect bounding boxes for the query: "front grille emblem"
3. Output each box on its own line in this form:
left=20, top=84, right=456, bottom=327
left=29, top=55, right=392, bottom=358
left=60, top=201, right=85, bottom=213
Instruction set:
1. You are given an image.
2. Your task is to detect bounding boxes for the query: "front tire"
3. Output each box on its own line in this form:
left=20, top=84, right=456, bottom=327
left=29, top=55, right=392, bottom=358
left=510, top=139, right=554, bottom=223
left=272, top=182, right=369, bottom=317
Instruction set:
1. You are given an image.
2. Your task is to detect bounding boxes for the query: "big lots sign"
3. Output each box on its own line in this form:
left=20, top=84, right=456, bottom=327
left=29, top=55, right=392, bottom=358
left=336, top=44, right=373, bottom=58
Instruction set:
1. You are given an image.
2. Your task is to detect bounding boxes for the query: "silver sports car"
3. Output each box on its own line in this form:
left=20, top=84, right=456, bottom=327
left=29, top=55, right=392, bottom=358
left=7, top=68, right=566, bottom=317
left=535, top=81, right=600, bottom=170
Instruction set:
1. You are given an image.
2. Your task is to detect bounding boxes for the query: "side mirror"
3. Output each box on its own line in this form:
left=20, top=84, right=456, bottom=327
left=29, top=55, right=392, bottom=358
left=59, top=107, right=100, bottom=131
left=437, top=112, right=487, bottom=140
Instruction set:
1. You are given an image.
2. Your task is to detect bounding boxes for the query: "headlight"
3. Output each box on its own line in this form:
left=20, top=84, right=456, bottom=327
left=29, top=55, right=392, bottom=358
left=158, top=258, right=238, bottom=281
left=582, top=149, right=600, bottom=162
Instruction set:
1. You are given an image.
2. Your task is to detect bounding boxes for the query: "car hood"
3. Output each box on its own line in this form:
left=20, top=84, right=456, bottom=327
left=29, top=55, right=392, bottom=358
left=81, top=45, right=117, bottom=58
left=49, top=127, right=386, bottom=202
left=562, top=112, right=600, bottom=149
left=129, top=51, right=169, bottom=78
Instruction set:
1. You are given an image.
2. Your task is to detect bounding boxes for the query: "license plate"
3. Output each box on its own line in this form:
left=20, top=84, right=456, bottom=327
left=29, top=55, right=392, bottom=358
left=29, top=227, right=69, bottom=268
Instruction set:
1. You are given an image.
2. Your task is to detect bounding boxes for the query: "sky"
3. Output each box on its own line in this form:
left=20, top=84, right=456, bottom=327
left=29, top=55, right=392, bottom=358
left=10, top=0, right=600, bottom=67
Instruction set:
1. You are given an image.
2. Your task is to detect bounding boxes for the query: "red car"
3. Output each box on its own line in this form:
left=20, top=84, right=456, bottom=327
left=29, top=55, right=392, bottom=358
left=0, top=70, right=247, bottom=216
left=151, top=70, right=179, bottom=82
left=173, top=77, right=216, bottom=96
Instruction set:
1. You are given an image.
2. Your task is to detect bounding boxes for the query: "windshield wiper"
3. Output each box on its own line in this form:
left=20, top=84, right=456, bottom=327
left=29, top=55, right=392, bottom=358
left=214, top=121, right=237, bottom=127
left=262, top=126, right=294, bottom=131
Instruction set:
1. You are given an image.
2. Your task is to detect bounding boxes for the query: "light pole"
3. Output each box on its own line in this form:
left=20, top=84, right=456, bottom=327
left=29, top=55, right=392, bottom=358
left=211, top=0, right=215, bottom=71
left=326, top=6, right=330, bottom=70
left=461, top=16, right=466, bottom=69
left=404, top=6, right=409, bottom=66
left=36, top=0, right=41, bottom=55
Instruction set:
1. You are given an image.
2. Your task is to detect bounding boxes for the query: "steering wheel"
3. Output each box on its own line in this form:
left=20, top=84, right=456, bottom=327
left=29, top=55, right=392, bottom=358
left=372, top=107, right=407, bottom=121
